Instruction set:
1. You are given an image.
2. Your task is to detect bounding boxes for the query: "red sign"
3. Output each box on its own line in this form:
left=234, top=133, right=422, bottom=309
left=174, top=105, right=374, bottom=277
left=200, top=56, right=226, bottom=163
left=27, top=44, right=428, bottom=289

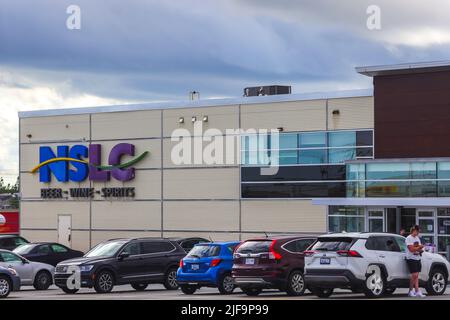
left=0, top=211, right=19, bottom=234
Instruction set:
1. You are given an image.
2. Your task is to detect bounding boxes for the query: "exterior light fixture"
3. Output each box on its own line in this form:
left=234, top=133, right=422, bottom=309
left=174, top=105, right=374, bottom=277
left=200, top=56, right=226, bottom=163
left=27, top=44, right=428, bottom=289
left=178, top=117, right=185, bottom=124
left=202, top=115, right=208, bottom=122
left=191, top=116, right=197, bottom=123
left=277, top=127, right=284, bottom=132
left=26, top=134, right=32, bottom=138
left=332, top=109, right=340, bottom=115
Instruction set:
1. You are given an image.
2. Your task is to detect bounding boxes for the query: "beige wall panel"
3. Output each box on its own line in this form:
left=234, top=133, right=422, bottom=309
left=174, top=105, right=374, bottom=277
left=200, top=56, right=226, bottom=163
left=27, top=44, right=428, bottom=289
left=164, top=201, right=239, bottom=232
left=91, top=201, right=161, bottom=230
left=91, top=231, right=161, bottom=247
left=91, top=110, right=161, bottom=140
left=163, top=137, right=239, bottom=168
left=163, top=168, right=239, bottom=199
left=20, top=115, right=90, bottom=143
left=71, top=231, right=91, bottom=252
left=240, top=100, right=326, bottom=132
left=163, top=105, right=239, bottom=137
left=163, top=232, right=241, bottom=242
left=20, top=201, right=90, bottom=229
left=21, top=230, right=57, bottom=243
left=241, top=200, right=326, bottom=233
left=327, top=97, right=374, bottom=130
left=92, top=169, right=161, bottom=200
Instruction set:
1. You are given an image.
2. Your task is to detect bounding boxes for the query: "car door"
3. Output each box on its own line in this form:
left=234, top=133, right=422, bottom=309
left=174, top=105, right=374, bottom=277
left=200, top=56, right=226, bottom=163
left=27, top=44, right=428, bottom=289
left=116, top=241, right=146, bottom=282
left=373, top=236, right=408, bottom=281
left=0, top=251, right=34, bottom=284
left=141, top=241, right=176, bottom=282
left=393, top=236, right=413, bottom=279
left=32, top=244, right=52, bottom=264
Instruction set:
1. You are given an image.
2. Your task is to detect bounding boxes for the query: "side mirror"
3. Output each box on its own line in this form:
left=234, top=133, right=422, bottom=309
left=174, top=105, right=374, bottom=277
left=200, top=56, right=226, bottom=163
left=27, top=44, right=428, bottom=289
left=118, top=252, right=130, bottom=260
left=22, top=258, right=29, bottom=264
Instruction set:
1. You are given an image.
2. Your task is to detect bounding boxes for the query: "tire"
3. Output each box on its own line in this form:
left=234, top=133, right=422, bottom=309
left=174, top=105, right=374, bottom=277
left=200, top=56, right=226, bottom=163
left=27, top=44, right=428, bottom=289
left=241, top=287, right=262, bottom=296
left=163, top=268, right=179, bottom=290
left=311, top=287, right=334, bottom=298
left=363, top=270, right=385, bottom=298
left=131, top=283, right=148, bottom=291
left=286, top=270, right=306, bottom=296
left=384, top=287, right=396, bottom=296
left=0, top=276, right=11, bottom=299
left=180, top=285, right=197, bottom=295
left=426, top=268, right=448, bottom=296
left=33, top=271, right=52, bottom=290
left=94, top=270, right=115, bottom=293
left=218, top=273, right=235, bottom=295
left=61, top=287, right=79, bottom=294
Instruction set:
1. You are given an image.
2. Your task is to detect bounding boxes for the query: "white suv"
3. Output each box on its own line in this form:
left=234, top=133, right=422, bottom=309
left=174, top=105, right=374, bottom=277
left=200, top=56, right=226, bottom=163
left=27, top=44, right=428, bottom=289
left=304, top=232, right=450, bottom=298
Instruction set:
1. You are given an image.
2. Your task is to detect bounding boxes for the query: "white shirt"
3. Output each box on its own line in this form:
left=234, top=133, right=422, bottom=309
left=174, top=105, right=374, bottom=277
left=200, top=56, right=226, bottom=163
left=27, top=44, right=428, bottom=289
left=405, top=235, right=422, bottom=260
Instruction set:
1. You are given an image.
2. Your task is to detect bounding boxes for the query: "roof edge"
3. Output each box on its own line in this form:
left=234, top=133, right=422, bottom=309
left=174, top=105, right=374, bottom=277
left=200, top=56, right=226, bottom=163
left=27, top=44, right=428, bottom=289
left=356, top=60, right=450, bottom=77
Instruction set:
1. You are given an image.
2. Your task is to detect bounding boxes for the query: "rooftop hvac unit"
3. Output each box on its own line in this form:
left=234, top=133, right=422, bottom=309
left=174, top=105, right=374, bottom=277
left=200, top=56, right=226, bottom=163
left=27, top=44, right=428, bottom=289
left=243, top=85, right=291, bottom=97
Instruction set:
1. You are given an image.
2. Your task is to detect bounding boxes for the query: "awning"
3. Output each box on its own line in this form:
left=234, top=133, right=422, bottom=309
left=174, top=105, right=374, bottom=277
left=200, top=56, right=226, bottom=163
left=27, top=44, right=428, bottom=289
left=311, top=197, right=450, bottom=207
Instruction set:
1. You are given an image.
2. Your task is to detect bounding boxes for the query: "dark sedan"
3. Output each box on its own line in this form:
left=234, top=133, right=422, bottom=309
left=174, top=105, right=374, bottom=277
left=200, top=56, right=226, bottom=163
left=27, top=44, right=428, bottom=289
left=13, top=243, right=84, bottom=266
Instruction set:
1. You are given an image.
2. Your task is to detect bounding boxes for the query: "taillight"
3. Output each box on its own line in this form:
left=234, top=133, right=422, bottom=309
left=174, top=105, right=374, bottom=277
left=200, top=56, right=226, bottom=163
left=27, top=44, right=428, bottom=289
left=269, top=240, right=282, bottom=260
left=303, top=250, right=316, bottom=257
left=210, top=258, right=222, bottom=267
left=179, top=259, right=184, bottom=268
left=337, top=250, right=362, bottom=258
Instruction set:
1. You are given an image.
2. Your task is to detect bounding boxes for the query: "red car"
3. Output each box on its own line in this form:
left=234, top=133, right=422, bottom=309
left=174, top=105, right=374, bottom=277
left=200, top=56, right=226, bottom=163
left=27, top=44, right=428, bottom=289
left=232, top=235, right=316, bottom=296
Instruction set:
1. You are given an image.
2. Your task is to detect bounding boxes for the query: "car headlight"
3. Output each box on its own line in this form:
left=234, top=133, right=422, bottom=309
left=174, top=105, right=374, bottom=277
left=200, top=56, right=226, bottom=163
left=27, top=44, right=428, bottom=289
left=79, top=265, right=94, bottom=272
left=7, top=268, right=18, bottom=276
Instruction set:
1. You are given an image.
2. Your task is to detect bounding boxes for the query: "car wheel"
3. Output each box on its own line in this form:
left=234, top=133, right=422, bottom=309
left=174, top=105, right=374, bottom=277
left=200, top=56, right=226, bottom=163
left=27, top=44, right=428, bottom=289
left=384, top=287, right=396, bottom=296
left=311, top=287, right=334, bottom=298
left=426, top=268, right=448, bottom=296
left=94, top=270, right=115, bottom=293
left=286, top=270, right=306, bottom=296
left=131, top=283, right=148, bottom=291
left=241, top=287, right=262, bottom=296
left=180, top=285, right=197, bottom=295
left=218, top=273, right=235, bottom=295
left=363, top=271, right=385, bottom=298
left=163, top=268, right=179, bottom=290
left=0, top=276, right=11, bottom=298
left=61, top=287, right=79, bottom=294
left=33, top=271, right=52, bottom=290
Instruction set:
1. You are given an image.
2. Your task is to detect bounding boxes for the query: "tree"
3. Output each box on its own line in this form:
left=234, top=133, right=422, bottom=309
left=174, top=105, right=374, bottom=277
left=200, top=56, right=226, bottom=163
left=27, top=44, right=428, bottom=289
left=0, top=176, right=19, bottom=209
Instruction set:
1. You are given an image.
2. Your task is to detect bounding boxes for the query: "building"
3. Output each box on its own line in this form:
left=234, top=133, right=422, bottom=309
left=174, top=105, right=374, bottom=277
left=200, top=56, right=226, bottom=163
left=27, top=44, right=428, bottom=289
left=18, top=61, right=450, bottom=254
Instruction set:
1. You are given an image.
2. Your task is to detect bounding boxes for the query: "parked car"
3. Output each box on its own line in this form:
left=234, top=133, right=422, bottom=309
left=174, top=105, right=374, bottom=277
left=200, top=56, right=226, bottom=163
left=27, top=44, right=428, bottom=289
left=14, top=242, right=84, bottom=266
left=0, top=266, right=21, bottom=298
left=170, top=237, right=209, bottom=253
left=0, top=235, right=29, bottom=251
left=232, top=235, right=317, bottom=296
left=0, top=249, right=54, bottom=290
left=177, top=241, right=240, bottom=295
left=54, top=237, right=186, bottom=294
left=304, top=232, right=450, bottom=298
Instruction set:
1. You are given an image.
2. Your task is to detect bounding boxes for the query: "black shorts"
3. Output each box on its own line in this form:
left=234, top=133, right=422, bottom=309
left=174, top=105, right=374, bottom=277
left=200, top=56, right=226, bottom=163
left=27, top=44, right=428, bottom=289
left=406, top=259, right=422, bottom=273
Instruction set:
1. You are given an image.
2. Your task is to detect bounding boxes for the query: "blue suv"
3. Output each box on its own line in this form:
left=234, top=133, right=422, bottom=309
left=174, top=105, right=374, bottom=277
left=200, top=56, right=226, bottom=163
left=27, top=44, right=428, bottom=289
left=177, top=241, right=240, bottom=295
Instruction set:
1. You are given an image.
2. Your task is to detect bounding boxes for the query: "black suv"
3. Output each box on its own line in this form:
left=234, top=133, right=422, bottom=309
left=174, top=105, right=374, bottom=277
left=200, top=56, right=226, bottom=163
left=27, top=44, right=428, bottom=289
left=54, top=238, right=186, bottom=294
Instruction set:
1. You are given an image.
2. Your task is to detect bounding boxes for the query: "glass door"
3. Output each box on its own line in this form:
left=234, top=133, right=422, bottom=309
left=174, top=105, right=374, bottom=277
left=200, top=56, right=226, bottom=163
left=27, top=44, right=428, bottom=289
left=437, top=208, right=450, bottom=255
left=416, top=209, right=436, bottom=248
left=367, top=208, right=385, bottom=232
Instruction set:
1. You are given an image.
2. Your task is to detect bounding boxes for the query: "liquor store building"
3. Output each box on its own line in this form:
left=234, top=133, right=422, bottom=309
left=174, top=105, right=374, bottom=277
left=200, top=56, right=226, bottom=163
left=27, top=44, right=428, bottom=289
left=18, top=61, right=450, bottom=253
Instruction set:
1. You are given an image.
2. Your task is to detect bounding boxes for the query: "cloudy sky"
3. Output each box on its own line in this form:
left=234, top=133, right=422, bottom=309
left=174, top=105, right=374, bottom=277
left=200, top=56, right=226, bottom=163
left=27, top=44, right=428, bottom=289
left=1, top=0, right=450, bottom=183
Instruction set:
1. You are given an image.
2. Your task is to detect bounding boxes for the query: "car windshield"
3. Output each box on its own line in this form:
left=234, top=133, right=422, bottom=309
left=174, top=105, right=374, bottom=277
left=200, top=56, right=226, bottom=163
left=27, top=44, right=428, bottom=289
left=13, top=244, right=36, bottom=255
left=311, top=237, right=354, bottom=251
left=236, top=241, right=272, bottom=254
left=85, top=240, right=127, bottom=258
left=187, top=245, right=220, bottom=258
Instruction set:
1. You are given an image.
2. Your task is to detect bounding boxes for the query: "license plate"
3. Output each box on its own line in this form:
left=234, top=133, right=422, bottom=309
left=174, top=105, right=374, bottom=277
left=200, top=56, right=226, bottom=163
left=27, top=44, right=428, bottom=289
left=191, top=264, right=199, bottom=270
left=320, top=257, right=331, bottom=265
left=245, top=258, right=255, bottom=265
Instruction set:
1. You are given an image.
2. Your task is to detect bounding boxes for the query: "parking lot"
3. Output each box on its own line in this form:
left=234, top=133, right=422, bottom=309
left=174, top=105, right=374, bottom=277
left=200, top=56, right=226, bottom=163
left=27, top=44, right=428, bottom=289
left=8, top=285, right=450, bottom=300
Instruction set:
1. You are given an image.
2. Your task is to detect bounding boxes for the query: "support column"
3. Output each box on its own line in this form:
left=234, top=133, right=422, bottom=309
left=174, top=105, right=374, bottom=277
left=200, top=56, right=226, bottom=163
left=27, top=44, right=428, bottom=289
left=396, top=206, right=402, bottom=234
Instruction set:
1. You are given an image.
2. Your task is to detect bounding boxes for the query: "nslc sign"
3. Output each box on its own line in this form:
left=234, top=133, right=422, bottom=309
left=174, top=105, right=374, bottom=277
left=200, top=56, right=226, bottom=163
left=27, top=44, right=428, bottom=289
left=32, top=143, right=148, bottom=183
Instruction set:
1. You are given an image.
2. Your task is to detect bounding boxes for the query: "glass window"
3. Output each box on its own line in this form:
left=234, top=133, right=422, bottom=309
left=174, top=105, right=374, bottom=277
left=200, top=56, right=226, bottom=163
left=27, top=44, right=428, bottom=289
left=241, top=182, right=347, bottom=198
left=278, top=150, right=298, bottom=165
left=0, top=252, right=22, bottom=263
left=411, top=162, right=436, bottom=179
left=187, top=245, right=220, bottom=258
left=438, top=181, right=450, bottom=197
left=15, top=237, right=28, bottom=247
left=328, top=131, right=356, bottom=147
left=366, top=181, right=410, bottom=197
left=438, top=208, right=450, bottom=217
left=38, top=245, right=51, bottom=254
left=299, top=132, right=326, bottom=148
left=366, top=163, right=410, bottom=180
left=356, top=147, right=373, bottom=158
left=311, top=237, right=354, bottom=251
left=438, top=236, right=450, bottom=253
left=356, top=131, right=373, bottom=146
left=141, top=241, right=174, bottom=254
left=395, top=237, right=407, bottom=252
left=438, top=217, right=450, bottom=235
left=279, top=134, right=298, bottom=149
left=328, top=216, right=364, bottom=232
left=297, top=239, right=315, bottom=252
left=366, top=236, right=400, bottom=252
left=51, top=244, right=68, bottom=253
left=410, top=181, right=437, bottom=197
left=299, top=149, right=326, bottom=164
left=438, top=162, right=450, bottom=179
left=369, top=219, right=384, bottom=232
left=347, top=164, right=365, bottom=181
left=236, top=241, right=272, bottom=254
left=122, top=242, right=141, bottom=255
left=346, top=181, right=366, bottom=198
left=85, top=240, right=127, bottom=258
left=328, top=148, right=356, bottom=163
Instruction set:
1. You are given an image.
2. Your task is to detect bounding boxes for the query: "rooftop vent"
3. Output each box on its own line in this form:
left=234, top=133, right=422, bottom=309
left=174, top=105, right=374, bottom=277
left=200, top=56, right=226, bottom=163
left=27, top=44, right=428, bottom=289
left=243, top=85, right=291, bottom=97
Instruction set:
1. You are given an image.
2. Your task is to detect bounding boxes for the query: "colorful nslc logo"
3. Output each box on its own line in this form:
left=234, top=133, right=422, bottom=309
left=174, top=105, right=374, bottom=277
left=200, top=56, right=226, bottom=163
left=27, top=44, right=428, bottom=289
left=31, top=143, right=148, bottom=183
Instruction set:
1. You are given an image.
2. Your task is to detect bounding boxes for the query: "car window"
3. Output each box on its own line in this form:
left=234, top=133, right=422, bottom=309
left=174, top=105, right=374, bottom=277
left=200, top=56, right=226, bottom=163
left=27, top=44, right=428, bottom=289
left=0, top=252, right=22, bottom=263
left=38, top=245, right=51, bottom=254
left=141, top=241, right=174, bottom=254
left=283, top=241, right=297, bottom=253
left=227, top=244, right=238, bottom=254
left=13, top=244, right=35, bottom=255
left=15, top=237, right=28, bottom=246
left=366, top=236, right=400, bottom=252
left=394, top=237, right=407, bottom=252
left=187, top=245, right=221, bottom=258
left=0, top=238, right=14, bottom=248
left=311, top=237, right=354, bottom=251
left=236, top=241, right=272, bottom=254
left=297, top=239, right=315, bottom=252
left=122, top=242, right=141, bottom=256
left=51, top=244, right=68, bottom=253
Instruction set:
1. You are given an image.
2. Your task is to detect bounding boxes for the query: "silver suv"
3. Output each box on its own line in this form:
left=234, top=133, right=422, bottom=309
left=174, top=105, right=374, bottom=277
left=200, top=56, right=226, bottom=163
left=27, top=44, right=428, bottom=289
left=304, top=232, right=450, bottom=298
